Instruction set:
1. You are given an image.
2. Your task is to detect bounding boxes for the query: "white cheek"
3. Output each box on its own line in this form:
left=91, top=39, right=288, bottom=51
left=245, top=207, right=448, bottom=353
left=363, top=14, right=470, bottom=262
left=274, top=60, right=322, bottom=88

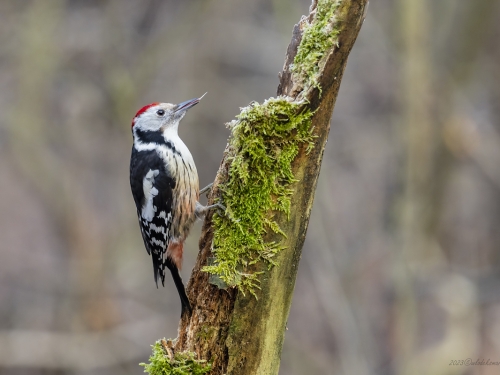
left=135, top=113, right=163, bottom=131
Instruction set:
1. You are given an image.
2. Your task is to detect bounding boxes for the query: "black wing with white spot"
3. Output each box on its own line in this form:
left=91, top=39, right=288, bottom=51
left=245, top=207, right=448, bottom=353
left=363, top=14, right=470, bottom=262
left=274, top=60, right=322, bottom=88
left=130, top=148, right=175, bottom=287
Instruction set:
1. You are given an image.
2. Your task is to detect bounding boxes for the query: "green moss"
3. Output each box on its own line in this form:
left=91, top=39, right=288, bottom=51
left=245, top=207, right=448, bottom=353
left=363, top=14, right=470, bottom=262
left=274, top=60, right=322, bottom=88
left=203, top=97, right=314, bottom=294
left=202, top=0, right=342, bottom=294
left=291, top=0, right=342, bottom=91
left=140, top=340, right=211, bottom=375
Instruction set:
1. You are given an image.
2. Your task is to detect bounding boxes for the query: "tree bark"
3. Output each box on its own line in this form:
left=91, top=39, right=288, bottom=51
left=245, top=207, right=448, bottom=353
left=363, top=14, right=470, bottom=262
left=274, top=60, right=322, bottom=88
left=174, top=1, right=368, bottom=374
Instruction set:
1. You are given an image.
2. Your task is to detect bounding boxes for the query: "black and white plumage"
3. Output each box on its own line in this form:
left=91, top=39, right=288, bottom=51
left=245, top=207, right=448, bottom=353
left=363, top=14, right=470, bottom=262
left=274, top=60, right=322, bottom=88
left=129, top=96, right=207, bottom=316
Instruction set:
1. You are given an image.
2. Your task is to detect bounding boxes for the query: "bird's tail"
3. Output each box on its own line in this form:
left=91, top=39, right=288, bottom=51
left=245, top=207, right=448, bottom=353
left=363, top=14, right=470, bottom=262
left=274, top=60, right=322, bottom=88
left=165, top=257, right=192, bottom=317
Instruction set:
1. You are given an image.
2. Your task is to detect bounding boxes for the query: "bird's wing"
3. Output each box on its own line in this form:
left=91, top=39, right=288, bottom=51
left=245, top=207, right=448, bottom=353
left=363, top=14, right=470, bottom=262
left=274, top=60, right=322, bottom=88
left=130, top=149, right=175, bottom=286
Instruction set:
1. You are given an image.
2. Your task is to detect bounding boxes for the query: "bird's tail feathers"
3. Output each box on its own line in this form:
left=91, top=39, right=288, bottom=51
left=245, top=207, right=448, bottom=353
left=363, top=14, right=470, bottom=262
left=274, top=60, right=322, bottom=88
left=165, top=257, right=192, bottom=317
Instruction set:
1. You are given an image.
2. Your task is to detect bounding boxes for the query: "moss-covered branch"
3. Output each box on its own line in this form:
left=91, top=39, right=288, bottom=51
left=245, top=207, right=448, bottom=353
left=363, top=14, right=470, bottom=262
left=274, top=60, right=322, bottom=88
left=203, top=98, right=314, bottom=293
left=141, top=0, right=368, bottom=374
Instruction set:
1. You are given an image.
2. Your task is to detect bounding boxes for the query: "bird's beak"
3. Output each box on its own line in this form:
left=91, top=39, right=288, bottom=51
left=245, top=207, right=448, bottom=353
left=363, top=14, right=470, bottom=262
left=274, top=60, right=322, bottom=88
left=174, top=93, right=207, bottom=113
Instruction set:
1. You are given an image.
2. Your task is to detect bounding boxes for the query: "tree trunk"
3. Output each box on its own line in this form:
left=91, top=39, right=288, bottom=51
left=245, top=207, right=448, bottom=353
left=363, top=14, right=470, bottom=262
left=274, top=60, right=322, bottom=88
left=171, top=1, right=368, bottom=374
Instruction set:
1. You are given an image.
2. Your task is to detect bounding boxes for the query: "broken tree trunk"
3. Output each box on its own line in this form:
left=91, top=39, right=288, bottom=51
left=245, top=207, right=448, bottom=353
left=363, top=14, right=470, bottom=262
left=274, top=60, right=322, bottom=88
left=173, top=1, right=368, bottom=374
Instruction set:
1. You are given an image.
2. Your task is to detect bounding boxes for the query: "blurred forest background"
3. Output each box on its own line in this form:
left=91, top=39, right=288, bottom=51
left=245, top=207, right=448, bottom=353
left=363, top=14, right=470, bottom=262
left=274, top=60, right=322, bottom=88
left=0, top=0, right=499, bottom=374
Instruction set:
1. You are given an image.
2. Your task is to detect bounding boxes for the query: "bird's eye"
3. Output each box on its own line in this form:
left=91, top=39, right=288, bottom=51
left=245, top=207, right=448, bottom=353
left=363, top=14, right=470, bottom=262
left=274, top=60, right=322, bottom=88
left=156, top=109, right=165, bottom=117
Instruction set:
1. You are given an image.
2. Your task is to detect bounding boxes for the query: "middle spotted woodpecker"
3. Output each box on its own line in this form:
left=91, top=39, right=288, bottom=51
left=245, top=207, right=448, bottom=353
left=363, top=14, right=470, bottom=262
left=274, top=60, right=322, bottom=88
left=129, top=94, right=220, bottom=316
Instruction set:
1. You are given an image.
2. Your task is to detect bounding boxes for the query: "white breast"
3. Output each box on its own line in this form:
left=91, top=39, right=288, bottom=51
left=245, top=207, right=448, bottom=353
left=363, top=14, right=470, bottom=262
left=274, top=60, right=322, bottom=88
left=160, top=131, right=199, bottom=240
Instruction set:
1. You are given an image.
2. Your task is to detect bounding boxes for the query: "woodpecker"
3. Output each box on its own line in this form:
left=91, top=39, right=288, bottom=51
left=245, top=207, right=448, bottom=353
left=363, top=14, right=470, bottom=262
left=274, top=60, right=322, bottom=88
left=129, top=94, right=217, bottom=316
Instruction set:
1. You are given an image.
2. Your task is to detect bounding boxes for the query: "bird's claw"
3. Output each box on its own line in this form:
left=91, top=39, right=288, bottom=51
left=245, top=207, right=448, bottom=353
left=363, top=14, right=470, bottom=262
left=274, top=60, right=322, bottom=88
left=205, top=202, right=226, bottom=213
left=195, top=199, right=226, bottom=220
left=213, top=202, right=226, bottom=212
left=199, top=183, right=213, bottom=196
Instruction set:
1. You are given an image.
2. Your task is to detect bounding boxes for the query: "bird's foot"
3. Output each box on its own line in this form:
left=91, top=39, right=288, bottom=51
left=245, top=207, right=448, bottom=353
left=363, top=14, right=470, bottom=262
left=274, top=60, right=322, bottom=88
left=195, top=200, right=226, bottom=220
left=205, top=202, right=226, bottom=212
left=199, top=182, right=213, bottom=196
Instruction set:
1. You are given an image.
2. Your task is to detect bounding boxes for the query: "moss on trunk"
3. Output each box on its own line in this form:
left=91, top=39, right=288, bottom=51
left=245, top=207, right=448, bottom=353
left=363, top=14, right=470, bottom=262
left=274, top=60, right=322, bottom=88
left=141, top=1, right=368, bottom=374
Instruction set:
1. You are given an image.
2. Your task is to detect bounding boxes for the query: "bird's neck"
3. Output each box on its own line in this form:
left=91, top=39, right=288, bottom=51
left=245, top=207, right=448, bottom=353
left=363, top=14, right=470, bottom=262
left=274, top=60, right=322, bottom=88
left=133, top=128, right=167, bottom=147
left=132, top=127, right=192, bottom=164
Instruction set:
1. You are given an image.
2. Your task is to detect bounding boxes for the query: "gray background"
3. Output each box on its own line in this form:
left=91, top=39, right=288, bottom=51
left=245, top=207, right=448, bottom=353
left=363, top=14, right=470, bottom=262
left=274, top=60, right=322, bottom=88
left=0, top=1, right=499, bottom=374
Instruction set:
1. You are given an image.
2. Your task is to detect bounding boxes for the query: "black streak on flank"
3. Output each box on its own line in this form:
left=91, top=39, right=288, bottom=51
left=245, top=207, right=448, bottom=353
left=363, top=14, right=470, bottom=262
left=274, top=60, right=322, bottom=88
left=135, top=129, right=180, bottom=156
